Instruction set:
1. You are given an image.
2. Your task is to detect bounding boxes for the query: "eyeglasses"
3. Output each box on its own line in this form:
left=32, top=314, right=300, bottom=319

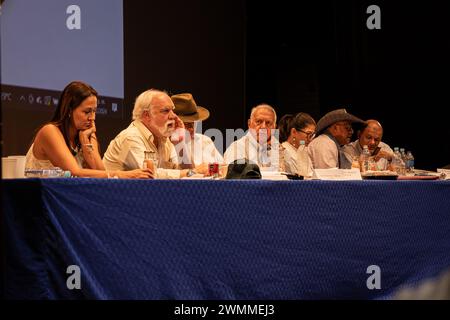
left=298, top=129, right=316, bottom=139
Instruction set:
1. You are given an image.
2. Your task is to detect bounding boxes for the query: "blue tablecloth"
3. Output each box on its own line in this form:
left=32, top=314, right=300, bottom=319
left=2, top=178, right=450, bottom=299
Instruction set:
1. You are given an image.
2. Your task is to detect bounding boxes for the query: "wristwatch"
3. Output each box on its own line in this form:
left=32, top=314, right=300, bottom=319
left=186, top=169, right=196, bottom=177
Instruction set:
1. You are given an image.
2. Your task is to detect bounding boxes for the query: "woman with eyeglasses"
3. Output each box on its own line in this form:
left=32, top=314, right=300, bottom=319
left=278, top=112, right=316, bottom=175
left=25, top=81, right=152, bottom=178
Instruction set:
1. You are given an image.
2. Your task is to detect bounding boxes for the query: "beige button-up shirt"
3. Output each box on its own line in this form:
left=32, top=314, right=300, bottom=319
left=308, top=133, right=352, bottom=169
left=103, top=120, right=180, bottom=179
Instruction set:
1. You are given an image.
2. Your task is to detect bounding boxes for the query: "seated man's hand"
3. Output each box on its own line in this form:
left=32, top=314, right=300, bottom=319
left=170, top=115, right=187, bottom=145
left=194, top=163, right=209, bottom=175
left=374, top=150, right=393, bottom=162
left=170, top=128, right=190, bottom=145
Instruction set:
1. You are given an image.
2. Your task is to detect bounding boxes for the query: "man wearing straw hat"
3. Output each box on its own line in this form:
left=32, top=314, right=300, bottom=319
left=308, top=108, right=365, bottom=169
left=170, top=93, right=223, bottom=167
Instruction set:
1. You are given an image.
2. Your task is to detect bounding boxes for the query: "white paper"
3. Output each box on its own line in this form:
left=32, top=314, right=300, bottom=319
left=2, top=157, right=16, bottom=179
left=437, top=169, right=450, bottom=180
left=312, top=168, right=362, bottom=181
left=261, top=170, right=289, bottom=180
left=182, top=174, right=214, bottom=180
left=8, top=155, right=26, bottom=178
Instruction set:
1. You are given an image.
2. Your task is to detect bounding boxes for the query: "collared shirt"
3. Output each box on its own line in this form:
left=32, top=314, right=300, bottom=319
left=182, top=133, right=224, bottom=166
left=308, top=133, right=352, bottom=169
left=342, top=140, right=394, bottom=170
left=102, top=120, right=180, bottom=179
left=281, top=141, right=313, bottom=176
left=224, top=133, right=280, bottom=168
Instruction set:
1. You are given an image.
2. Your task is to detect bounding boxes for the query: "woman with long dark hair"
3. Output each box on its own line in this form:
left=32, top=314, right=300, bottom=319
left=25, top=81, right=152, bottom=178
left=278, top=112, right=316, bottom=175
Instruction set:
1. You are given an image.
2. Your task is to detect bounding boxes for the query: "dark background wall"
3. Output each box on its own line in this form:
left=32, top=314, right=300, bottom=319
left=122, top=0, right=246, bottom=145
left=246, top=0, right=450, bottom=170
left=2, top=0, right=449, bottom=170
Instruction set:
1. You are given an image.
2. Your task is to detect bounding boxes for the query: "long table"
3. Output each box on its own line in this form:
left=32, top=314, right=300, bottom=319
left=2, top=178, right=450, bottom=299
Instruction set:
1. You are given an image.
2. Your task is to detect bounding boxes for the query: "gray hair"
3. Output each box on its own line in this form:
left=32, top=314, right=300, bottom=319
left=132, top=89, right=167, bottom=120
left=249, top=104, right=277, bottom=124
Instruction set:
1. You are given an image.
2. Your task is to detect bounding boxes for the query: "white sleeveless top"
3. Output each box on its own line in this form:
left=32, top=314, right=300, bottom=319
left=25, top=143, right=85, bottom=169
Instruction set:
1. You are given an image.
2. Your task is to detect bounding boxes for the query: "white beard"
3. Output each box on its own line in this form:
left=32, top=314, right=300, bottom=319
left=156, top=120, right=175, bottom=137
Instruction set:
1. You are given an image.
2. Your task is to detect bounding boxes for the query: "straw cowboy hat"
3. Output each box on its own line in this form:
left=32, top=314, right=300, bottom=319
left=316, top=108, right=365, bottom=134
left=171, top=93, right=210, bottom=122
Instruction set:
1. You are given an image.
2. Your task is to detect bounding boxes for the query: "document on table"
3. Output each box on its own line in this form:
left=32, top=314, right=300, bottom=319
left=437, top=169, right=450, bottom=180
left=312, top=168, right=362, bottom=181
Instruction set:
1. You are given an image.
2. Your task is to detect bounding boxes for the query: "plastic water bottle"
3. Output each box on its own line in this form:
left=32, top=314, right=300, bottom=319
left=25, top=167, right=71, bottom=178
left=296, top=140, right=310, bottom=177
left=400, top=148, right=405, bottom=157
left=392, top=147, right=406, bottom=175
left=406, top=151, right=414, bottom=172
left=50, top=168, right=71, bottom=177
left=400, top=148, right=407, bottom=165
left=360, top=145, right=371, bottom=172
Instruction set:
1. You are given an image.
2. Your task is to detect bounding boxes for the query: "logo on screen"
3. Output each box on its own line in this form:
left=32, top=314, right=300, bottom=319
left=1, top=92, right=12, bottom=101
left=44, top=96, right=52, bottom=106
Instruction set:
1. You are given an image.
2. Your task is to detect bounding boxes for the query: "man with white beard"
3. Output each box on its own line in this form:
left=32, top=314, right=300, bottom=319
left=103, top=89, right=206, bottom=178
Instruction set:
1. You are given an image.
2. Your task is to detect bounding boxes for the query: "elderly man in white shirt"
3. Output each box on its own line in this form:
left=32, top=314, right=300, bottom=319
left=224, top=104, right=279, bottom=168
left=170, top=93, right=223, bottom=167
left=308, top=108, right=365, bottom=169
left=103, top=89, right=207, bottom=178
